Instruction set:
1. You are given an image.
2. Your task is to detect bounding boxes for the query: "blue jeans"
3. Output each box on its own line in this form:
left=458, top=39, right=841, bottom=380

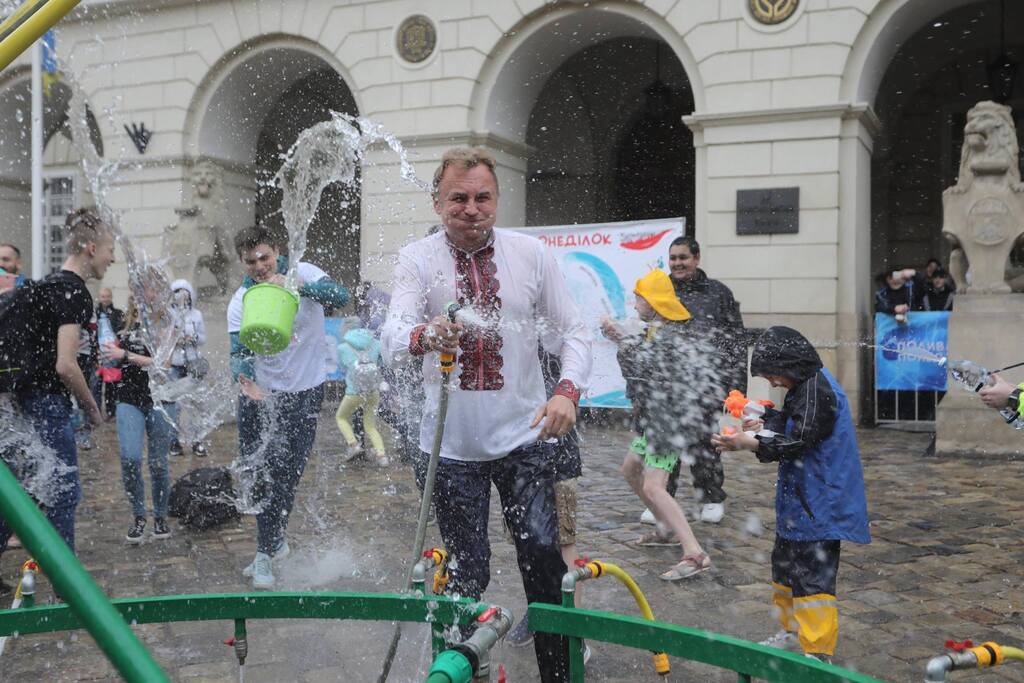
left=1, top=393, right=81, bottom=552
left=116, top=402, right=176, bottom=519
left=238, top=384, right=323, bottom=554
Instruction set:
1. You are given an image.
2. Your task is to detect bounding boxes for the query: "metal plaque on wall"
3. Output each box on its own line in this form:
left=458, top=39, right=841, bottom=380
left=736, top=187, right=799, bottom=235
left=396, top=15, right=436, bottom=64
left=749, top=0, right=799, bottom=25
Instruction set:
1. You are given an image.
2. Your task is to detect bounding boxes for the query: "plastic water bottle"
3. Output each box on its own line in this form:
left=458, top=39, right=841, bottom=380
left=97, top=313, right=116, bottom=368
left=947, top=360, right=990, bottom=392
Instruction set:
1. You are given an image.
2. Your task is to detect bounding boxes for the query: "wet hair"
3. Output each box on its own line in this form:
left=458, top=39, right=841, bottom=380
left=432, top=147, right=499, bottom=196
left=931, top=267, right=948, bottom=280
left=669, top=236, right=700, bottom=257
left=64, top=208, right=112, bottom=255
left=926, top=257, right=941, bottom=268
left=234, top=225, right=278, bottom=258
left=0, top=243, right=20, bottom=258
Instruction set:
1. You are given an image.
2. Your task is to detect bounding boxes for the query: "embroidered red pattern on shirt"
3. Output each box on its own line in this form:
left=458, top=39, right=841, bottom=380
left=451, top=243, right=504, bottom=390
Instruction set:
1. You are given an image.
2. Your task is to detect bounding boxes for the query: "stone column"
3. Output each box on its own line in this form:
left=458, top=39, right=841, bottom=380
left=936, top=101, right=1024, bottom=456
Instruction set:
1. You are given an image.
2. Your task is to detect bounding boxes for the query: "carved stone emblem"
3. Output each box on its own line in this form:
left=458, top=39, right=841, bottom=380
left=396, top=15, right=436, bottom=64
left=968, top=198, right=1011, bottom=246
left=749, top=0, right=799, bottom=25
left=942, top=101, right=1024, bottom=293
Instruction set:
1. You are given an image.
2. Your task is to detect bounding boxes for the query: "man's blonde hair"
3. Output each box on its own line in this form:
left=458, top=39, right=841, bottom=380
left=64, top=208, right=112, bottom=254
left=432, top=147, right=499, bottom=196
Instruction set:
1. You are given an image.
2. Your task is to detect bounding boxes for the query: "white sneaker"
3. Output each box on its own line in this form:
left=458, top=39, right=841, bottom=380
left=242, top=540, right=290, bottom=577
left=805, top=652, right=833, bottom=665
left=700, top=503, right=725, bottom=523
left=640, top=509, right=656, bottom=525
left=250, top=552, right=275, bottom=590
left=759, top=630, right=800, bottom=651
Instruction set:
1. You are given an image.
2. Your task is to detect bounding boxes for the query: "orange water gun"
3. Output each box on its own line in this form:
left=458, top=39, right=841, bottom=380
left=723, top=390, right=774, bottom=420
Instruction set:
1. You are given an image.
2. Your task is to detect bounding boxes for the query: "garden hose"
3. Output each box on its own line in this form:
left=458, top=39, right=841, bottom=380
left=378, top=307, right=459, bottom=683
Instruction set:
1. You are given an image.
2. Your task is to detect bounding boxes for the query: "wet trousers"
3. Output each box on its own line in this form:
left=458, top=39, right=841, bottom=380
left=116, top=402, right=176, bottom=519
left=0, top=394, right=80, bottom=552
left=665, top=427, right=727, bottom=504
left=771, top=536, right=841, bottom=656
left=416, top=442, right=569, bottom=682
left=334, top=392, right=384, bottom=454
left=237, top=384, right=323, bottom=555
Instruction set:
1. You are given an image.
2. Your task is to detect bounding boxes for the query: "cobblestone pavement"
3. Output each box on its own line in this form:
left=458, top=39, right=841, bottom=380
left=2, top=409, right=1024, bottom=682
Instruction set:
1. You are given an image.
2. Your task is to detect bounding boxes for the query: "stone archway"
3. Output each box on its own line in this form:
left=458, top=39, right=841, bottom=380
left=867, top=0, right=1024, bottom=284
left=526, top=37, right=695, bottom=228
left=188, top=37, right=361, bottom=289
left=472, top=3, right=703, bottom=229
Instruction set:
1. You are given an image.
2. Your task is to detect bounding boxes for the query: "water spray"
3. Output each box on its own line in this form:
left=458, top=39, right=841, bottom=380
left=377, top=303, right=461, bottom=683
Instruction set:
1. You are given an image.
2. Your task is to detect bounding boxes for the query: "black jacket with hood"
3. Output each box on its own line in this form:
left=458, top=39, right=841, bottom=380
left=749, top=326, right=836, bottom=462
left=673, top=269, right=747, bottom=392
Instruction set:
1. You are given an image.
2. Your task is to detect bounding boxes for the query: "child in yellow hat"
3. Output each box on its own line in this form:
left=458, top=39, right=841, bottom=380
left=604, top=269, right=723, bottom=580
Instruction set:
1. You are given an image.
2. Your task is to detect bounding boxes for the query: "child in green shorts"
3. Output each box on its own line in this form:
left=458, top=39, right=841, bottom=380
left=605, top=269, right=724, bottom=581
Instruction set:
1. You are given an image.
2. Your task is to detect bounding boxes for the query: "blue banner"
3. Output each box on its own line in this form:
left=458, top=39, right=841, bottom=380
left=874, top=312, right=949, bottom=391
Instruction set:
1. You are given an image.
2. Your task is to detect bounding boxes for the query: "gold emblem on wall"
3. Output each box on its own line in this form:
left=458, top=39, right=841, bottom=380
left=749, top=0, right=799, bottom=25
left=396, top=15, right=437, bottom=64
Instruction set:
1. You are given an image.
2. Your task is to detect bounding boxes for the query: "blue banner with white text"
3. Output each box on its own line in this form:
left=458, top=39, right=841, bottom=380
left=874, top=312, right=949, bottom=391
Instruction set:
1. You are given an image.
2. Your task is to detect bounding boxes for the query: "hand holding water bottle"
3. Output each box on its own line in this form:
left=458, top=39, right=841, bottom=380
left=979, top=373, right=1015, bottom=409
left=97, top=313, right=117, bottom=368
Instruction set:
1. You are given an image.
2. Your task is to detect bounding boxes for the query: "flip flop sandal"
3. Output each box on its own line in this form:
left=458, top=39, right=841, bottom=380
left=634, top=531, right=680, bottom=547
left=660, top=553, right=711, bottom=581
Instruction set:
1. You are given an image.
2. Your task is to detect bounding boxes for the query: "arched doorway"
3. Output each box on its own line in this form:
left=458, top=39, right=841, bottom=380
left=192, top=40, right=360, bottom=288
left=526, top=37, right=695, bottom=228
left=473, top=4, right=702, bottom=231
left=870, top=0, right=1024, bottom=282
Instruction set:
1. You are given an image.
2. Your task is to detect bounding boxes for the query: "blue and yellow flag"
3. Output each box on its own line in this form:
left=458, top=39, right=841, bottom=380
left=41, top=30, right=57, bottom=97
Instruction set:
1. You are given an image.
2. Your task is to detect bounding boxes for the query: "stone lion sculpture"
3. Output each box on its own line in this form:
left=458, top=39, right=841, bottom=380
left=163, top=160, right=234, bottom=294
left=942, top=101, right=1024, bottom=294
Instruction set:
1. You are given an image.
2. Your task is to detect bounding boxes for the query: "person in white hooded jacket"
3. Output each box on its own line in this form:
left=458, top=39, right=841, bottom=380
left=168, top=279, right=207, bottom=456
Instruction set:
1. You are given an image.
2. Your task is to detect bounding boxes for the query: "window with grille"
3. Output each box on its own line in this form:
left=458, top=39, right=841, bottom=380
left=43, top=174, right=75, bottom=275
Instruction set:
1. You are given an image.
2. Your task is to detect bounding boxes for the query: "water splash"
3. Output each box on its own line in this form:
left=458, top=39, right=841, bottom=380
left=275, top=111, right=429, bottom=290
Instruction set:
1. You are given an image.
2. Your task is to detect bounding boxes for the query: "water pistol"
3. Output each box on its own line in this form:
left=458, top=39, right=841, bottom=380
left=721, top=390, right=775, bottom=437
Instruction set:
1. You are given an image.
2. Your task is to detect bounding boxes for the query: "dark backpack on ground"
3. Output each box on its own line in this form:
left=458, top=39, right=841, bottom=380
left=0, top=272, right=80, bottom=393
left=168, top=467, right=240, bottom=530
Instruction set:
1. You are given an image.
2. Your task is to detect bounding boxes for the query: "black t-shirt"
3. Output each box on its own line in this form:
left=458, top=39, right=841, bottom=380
left=110, top=324, right=153, bottom=410
left=24, top=270, right=93, bottom=396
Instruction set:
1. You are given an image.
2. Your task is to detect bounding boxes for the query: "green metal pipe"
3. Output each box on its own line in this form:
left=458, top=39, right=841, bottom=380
left=0, top=460, right=167, bottom=681
left=529, top=603, right=884, bottom=683
left=0, top=592, right=490, bottom=637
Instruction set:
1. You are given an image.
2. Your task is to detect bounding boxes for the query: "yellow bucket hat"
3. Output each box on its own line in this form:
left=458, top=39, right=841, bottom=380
left=634, top=270, right=691, bottom=321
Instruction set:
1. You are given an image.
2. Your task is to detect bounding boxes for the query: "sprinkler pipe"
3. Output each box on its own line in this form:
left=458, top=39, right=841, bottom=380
left=0, top=0, right=81, bottom=72
left=223, top=618, right=248, bottom=666
left=562, top=560, right=670, bottom=681
left=924, top=640, right=1024, bottom=681
left=411, top=548, right=449, bottom=596
left=425, top=606, right=514, bottom=683
left=0, top=459, right=167, bottom=681
left=378, top=304, right=461, bottom=683
left=0, top=559, right=38, bottom=658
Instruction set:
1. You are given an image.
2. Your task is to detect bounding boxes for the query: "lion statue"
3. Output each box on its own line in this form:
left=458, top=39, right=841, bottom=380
left=163, top=160, right=235, bottom=294
left=942, top=101, right=1024, bottom=294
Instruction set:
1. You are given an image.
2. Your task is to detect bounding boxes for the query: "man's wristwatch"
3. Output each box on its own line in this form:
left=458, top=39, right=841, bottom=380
left=553, top=379, right=581, bottom=406
left=1009, top=387, right=1023, bottom=413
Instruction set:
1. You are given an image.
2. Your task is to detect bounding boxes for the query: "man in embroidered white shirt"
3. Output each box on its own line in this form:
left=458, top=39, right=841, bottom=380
left=381, top=147, right=591, bottom=681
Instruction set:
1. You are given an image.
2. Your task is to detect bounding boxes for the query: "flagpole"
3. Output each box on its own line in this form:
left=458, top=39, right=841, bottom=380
left=31, top=38, right=43, bottom=278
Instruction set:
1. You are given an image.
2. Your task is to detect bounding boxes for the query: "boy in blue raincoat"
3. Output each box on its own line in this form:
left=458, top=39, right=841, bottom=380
left=712, top=326, right=869, bottom=664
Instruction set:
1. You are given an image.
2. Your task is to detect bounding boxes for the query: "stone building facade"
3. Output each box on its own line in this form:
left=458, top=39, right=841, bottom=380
left=2, top=0, right=1022, bottom=418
